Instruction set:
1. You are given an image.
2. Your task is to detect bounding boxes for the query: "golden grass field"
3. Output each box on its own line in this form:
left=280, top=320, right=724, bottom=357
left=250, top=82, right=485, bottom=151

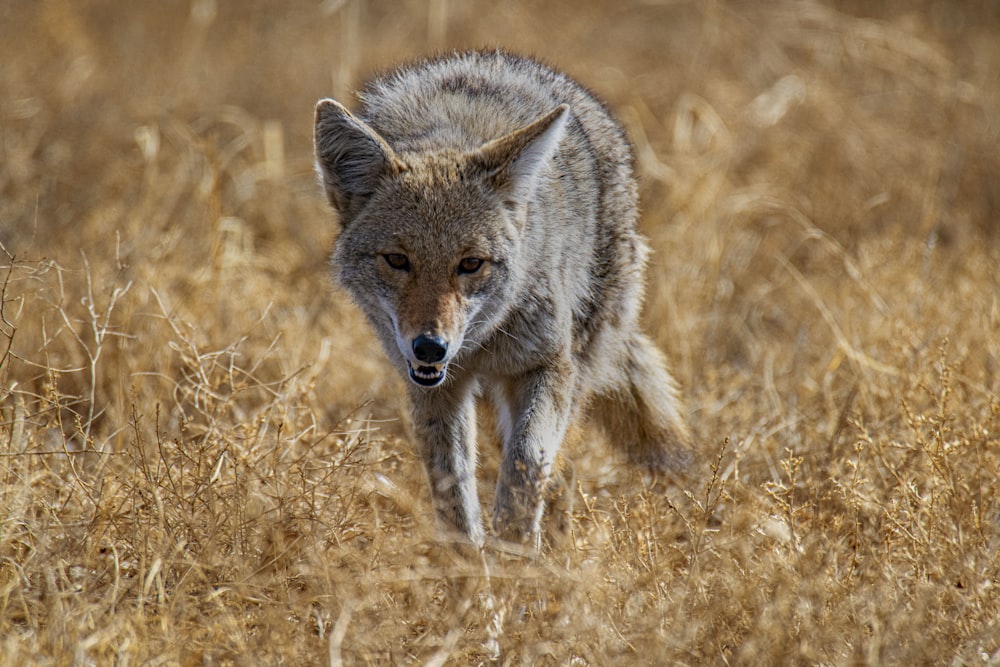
left=2, top=0, right=999, bottom=664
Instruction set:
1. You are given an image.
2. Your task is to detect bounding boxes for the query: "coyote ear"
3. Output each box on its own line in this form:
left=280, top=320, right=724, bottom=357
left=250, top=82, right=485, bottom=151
left=469, top=104, right=569, bottom=208
left=314, top=99, right=402, bottom=216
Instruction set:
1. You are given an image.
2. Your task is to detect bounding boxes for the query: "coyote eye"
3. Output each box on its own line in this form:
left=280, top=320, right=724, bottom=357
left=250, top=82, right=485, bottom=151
left=458, top=258, right=484, bottom=275
left=383, top=253, right=410, bottom=271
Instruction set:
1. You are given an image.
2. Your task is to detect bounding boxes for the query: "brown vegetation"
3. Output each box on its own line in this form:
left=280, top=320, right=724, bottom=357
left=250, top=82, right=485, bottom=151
left=2, top=1, right=999, bottom=663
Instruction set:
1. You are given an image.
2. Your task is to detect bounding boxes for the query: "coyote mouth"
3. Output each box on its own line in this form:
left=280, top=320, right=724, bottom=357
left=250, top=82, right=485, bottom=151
left=407, top=362, right=447, bottom=387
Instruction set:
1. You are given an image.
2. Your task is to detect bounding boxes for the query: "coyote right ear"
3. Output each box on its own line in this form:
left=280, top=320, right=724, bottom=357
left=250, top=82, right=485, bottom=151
left=469, top=104, right=569, bottom=210
left=314, top=99, right=402, bottom=216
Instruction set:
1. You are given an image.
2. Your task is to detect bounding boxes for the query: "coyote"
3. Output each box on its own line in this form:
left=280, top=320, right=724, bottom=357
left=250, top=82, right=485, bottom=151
left=314, top=51, right=692, bottom=547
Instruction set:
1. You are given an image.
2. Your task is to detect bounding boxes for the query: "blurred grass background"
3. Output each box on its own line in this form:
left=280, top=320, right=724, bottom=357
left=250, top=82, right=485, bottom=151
left=2, top=1, right=999, bottom=664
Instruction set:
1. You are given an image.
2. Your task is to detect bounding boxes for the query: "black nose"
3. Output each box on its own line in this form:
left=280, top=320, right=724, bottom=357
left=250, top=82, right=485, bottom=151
left=412, top=334, right=448, bottom=364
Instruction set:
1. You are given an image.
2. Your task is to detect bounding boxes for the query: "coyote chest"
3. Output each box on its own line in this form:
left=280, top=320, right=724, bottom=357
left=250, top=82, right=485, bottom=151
left=315, top=50, right=692, bottom=547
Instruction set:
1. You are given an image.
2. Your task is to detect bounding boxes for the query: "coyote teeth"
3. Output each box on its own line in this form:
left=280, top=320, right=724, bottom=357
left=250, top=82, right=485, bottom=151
left=408, top=362, right=446, bottom=387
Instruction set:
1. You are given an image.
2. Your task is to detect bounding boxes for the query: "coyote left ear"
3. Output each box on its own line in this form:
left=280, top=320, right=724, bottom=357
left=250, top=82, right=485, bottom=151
left=314, top=98, right=404, bottom=218
left=469, top=104, right=569, bottom=207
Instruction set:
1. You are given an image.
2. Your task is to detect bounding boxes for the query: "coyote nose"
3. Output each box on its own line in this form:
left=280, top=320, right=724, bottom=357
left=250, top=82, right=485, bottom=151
left=412, top=334, right=448, bottom=363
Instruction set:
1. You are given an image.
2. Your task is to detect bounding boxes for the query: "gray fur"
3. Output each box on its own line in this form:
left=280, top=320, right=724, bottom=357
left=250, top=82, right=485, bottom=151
left=315, top=50, right=692, bottom=547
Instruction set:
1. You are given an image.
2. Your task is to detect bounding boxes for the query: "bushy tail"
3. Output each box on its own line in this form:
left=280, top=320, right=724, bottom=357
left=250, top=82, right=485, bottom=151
left=591, top=333, right=693, bottom=472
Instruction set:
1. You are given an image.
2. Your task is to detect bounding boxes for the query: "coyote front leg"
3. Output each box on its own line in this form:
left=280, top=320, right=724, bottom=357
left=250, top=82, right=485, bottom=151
left=409, top=381, right=484, bottom=546
left=492, top=364, right=575, bottom=544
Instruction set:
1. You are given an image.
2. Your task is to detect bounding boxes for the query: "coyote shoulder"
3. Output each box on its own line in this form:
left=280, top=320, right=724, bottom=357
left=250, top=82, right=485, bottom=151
left=315, top=50, right=692, bottom=546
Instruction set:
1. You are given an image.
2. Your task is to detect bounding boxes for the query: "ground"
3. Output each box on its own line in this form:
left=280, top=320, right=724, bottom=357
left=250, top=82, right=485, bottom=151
left=1, top=1, right=999, bottom=664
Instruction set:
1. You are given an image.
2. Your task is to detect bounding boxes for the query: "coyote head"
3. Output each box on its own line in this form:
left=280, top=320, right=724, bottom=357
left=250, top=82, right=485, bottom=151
left=315, top=100, right=568, bottom=387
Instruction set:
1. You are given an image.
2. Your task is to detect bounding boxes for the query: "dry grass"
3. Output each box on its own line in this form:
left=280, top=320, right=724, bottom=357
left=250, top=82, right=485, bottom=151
left=2, top=0, right=1000, bottom=664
